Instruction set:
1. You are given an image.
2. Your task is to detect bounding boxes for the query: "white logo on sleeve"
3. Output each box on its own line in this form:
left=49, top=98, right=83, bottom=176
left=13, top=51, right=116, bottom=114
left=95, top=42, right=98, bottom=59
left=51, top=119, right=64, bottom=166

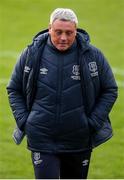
left=24, top=66, right=30, bottom=73
left=71, top=65, right=80, bottom=80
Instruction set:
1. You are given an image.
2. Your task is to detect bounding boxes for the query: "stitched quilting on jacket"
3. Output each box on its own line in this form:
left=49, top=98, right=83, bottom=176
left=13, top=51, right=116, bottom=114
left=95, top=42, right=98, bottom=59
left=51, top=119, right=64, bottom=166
left=7, top=29, right=118, bottom=153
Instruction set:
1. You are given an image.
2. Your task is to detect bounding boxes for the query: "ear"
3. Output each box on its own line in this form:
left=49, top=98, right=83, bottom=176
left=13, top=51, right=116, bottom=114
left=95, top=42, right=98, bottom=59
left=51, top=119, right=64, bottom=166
left=75, top=29, right=77, bottom=36
left=48, top=24, right=52, bottom=34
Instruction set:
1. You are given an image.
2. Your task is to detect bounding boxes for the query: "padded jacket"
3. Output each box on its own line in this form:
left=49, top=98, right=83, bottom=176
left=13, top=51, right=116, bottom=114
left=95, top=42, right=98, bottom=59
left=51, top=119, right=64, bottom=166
left=7, top=29, right=118, bottom=153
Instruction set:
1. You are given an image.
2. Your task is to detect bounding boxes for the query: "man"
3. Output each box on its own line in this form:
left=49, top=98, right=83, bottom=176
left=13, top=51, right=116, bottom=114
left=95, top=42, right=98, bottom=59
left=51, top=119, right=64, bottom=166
left=7, top=8, right=118, bottom=179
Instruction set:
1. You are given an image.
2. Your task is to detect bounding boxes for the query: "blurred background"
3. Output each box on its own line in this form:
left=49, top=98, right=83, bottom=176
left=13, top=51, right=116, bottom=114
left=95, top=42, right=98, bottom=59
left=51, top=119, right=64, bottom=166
left=0, top=0, right=124, bottom=178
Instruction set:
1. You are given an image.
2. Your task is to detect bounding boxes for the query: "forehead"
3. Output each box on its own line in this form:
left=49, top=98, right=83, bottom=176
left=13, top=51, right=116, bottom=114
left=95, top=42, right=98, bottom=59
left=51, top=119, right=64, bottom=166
left=51, top=19, right=76, bottom=30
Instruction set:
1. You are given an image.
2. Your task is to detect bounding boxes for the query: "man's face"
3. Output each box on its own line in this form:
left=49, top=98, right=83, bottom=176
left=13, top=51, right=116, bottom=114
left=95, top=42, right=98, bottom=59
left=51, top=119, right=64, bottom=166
left=49, top=19, right=77, bottom=51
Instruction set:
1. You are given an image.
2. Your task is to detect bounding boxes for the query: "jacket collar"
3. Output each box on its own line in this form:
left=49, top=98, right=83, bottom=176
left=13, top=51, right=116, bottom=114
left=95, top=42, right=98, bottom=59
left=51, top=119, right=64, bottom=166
left=32, top=28, right=90, bottom=52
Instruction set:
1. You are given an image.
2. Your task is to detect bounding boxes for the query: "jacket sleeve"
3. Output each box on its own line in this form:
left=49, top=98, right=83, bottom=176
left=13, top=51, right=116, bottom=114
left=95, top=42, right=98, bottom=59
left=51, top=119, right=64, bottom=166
left=88, top=49, right=118, bottom=131
left=7, top=48, right=29, bottom=131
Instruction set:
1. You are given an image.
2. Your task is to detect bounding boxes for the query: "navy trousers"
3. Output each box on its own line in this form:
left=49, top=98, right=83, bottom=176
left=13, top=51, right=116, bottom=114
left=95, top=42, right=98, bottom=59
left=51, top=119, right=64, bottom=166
left=31, top=150, right=92, bottom=179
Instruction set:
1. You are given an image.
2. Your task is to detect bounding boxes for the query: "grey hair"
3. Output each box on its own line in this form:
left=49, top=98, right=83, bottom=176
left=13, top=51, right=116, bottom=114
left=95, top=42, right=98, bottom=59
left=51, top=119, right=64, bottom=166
left=50, top=8, right=78, bottom=26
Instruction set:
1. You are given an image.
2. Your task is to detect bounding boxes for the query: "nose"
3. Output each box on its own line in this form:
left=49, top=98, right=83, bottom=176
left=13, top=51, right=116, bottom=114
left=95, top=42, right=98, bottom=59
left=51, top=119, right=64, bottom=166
left=60, top=33, right=67, bottom=41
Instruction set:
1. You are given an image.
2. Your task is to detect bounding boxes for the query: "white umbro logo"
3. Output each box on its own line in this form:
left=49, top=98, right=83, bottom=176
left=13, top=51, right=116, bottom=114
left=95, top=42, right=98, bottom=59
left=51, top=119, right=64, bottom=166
left=40, top=68, right=48, bottom=75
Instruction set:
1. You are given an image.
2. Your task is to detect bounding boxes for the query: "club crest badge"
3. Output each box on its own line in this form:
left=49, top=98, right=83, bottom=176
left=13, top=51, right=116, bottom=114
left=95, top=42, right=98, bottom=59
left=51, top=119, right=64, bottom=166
left=33, top=152, right=43, bottom=165
left=72, top=65, right=80, bottom=76
left=88, top=62, right=98, bottom=77
left=34, top=152, right=40, bottom=161
left=71, top=65, right=80, bottom=80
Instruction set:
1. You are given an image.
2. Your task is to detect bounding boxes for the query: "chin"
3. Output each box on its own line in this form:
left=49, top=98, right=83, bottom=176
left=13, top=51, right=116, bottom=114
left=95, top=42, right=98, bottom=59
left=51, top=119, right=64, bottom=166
left=57, top=46, right=69, bottom=51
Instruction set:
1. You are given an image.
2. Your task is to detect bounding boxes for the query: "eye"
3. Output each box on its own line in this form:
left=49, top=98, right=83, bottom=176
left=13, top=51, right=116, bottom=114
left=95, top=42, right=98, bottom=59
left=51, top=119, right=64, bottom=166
left=66, top=31, right=73, bottom=36
left=55, top=31, right=62, bottom=36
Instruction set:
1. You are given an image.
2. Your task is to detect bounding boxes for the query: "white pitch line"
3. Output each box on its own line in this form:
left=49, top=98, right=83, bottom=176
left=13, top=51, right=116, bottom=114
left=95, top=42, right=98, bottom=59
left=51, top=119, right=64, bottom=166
left=112, top=67, right=124, bottom=76
left=0, top=51, right=124, bottom=87
left=0, top=51, right=20, bottom=59
left=116, top=80, right=124, bottom=88
left=0, top=78, right=9, bottom=85
left=0, top=51, right=124, bottom=76
left=0, top=78, right=124, bottom=88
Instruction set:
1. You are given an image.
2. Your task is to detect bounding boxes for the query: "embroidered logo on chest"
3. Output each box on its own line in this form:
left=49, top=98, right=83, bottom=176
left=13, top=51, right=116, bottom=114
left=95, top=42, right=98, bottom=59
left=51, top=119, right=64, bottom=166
left=88, top=62, right=98, bottom=77
left=71, top=65, right=80, bottom=80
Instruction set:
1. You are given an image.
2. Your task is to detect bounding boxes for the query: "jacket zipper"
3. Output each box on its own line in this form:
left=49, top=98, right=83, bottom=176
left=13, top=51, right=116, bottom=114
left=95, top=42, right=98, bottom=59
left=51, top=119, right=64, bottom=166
left=55, top=56, right=63, bottom=123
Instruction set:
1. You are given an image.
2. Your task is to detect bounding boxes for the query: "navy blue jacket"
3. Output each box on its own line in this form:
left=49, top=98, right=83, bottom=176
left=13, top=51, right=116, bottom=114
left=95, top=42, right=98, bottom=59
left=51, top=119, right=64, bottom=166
left=7, top=29, right=118, bottom=153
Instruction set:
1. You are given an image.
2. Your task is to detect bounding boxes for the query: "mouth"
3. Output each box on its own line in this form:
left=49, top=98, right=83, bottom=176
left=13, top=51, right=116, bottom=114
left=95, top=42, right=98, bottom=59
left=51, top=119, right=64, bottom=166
left=59, top=43, right=68, bottom=46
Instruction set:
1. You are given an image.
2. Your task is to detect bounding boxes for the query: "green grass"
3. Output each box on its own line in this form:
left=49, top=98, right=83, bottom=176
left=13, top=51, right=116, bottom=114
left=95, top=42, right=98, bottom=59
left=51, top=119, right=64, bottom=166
left=0, top=0, right=124, bottom=178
